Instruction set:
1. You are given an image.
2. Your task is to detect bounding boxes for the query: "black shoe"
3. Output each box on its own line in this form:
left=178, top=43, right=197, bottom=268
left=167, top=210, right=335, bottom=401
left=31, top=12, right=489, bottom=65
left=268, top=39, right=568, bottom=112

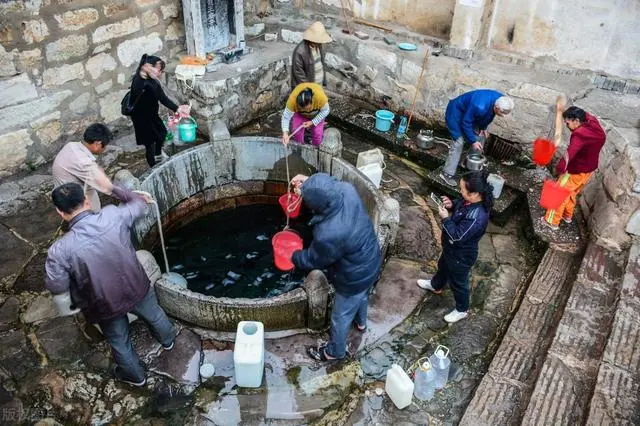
left=162, top=340, right=174, bottom=351
left=114, top=367, right=146, bottom=387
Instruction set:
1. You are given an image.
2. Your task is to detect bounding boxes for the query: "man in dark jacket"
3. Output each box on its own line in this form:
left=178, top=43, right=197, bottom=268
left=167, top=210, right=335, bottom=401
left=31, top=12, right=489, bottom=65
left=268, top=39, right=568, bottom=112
left=291, top=173, right=381, bottom=361
left=542, top=106, right=606, bottom=230
left=45, top=182, right=175, bottom=387
left=441, top=90, right=514, bottom=186
left=291, top=21, right=331, bottom=88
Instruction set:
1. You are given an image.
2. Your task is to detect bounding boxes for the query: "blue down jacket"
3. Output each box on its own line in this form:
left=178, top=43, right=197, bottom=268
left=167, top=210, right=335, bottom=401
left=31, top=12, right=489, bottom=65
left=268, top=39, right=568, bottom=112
left=292, top=173, right=382, bottom=295
left=441, top=198, right=489, bottom=262
left=445, top=89, right=503, bottom=144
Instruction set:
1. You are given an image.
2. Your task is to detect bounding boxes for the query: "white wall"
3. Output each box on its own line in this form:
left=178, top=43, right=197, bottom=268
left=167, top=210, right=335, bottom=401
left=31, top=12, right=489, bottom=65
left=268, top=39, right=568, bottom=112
left=487, top=0, right=640, bottom=79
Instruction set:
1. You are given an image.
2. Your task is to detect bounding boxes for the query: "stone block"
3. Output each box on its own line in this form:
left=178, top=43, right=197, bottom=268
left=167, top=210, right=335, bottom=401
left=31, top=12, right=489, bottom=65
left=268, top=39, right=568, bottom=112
left=99, top=90, right=128, bottom=122
left=281, top=29, right=303, bottom=44
left=354, top=31, right=369, bottom=40
left=43, top=62, right=85, bottom=87
left=245, top=23, right=265, bottom=37
left=577, top=90, right=640, bottom=129
left=15, top=48, right=42, bottom=72
left=0, top=129, right=33, bottom=176
left=301, top=270, right=331, bottom=330
left=95, top=80, right=113, bottom=94
left=507, top=82, right=563, bottom=105
left=264, top=33, right=277, bottom=42
left=379, top=196, right=400, bottom=244
left=69, top=92, right=91, bottom=114
left=54, top=8, right=99, bottom=31
left=206, top=119, right=230, bottom=142
left=85, top=52, right=117, bottom=80
left=116, top=32, right=163, bottom=67
left=0, top=73, right=38, bottom=109
left=356, top=43, right=397, bottom=75
left=166, top=21, right=183, bottom=41
left=0, top=329, right=39, bottom=379
left=22, top=19, right=49, bottom=44
left=103, top=1, right=129, bottom=17
left=113, top=169, right=141, bottom=190
left=324, top=53, right=357, bottom=77
left=35, top=120, right=62, bottom=146
left=136, top=250, right=161, bottom=284
left=586, top=363, right=640, bottom=426
left=22, top=295, right=58, bottom=325
left=37, top=316, right=91, bottom=362
left=160, top=4, right=179, bottom=19
left=626, top=209, right=640, bottom=235
left=0, top=44, right=16, bottom=77
left=591, top=199, right=633, bottom=252
left=142, top=10, right=159, bottom=28
left=93, top=17, right=141, bottom=44
left=0, top=297, right=19, bottom=332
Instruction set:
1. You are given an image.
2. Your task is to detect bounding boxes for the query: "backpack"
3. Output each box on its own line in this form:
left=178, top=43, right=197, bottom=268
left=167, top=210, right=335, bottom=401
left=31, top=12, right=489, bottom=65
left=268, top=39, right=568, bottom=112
left=120, top=87, right=145, bottom=116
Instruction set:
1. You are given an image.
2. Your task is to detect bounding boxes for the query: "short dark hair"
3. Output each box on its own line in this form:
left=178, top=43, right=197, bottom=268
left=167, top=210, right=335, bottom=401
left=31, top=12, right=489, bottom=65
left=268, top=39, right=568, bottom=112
left=562, top=106, right=586, bottom=123
left=52, top=183, right=86, bottom=214
left=83, top=123, right=112, bottom=146
left=296, top=88, right=313, bottom=108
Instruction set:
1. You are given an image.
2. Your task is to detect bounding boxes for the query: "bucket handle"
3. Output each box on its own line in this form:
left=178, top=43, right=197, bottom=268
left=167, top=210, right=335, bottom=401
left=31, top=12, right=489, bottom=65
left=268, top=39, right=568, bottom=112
left=179, top=116, right=198, bottom=128
left=286, top=192, right=303, bottom=213
left=435, top=344, right=450, bottom=359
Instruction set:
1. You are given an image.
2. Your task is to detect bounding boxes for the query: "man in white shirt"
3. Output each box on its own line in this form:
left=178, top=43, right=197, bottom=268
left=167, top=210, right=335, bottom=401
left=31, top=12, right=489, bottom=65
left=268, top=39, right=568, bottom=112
left=52, top=123, right=114, bottom=212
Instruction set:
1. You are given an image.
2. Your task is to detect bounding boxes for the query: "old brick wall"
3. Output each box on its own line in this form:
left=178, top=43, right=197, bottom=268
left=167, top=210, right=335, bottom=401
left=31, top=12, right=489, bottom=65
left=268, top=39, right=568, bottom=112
left=0, top=0, right=185, bottom=178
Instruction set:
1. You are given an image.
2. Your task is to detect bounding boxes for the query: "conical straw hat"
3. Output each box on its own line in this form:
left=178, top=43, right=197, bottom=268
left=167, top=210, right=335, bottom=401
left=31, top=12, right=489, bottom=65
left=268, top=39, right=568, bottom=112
left=303, top=22, right=332, bottom=44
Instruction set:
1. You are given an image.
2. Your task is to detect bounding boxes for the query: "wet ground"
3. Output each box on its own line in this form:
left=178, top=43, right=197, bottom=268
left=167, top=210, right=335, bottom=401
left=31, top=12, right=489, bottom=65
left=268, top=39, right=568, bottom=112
left=0, top=111, right=544, bottom=425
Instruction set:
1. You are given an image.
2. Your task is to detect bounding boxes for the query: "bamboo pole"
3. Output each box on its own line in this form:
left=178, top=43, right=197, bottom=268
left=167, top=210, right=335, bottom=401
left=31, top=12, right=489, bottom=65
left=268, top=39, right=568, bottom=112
left=406, top=49, right=430, bottom=128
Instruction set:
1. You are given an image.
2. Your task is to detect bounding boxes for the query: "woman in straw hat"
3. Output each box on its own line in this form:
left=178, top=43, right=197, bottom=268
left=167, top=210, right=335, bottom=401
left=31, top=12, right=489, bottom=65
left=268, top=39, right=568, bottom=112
left=291, top=21, right=331, bottom=88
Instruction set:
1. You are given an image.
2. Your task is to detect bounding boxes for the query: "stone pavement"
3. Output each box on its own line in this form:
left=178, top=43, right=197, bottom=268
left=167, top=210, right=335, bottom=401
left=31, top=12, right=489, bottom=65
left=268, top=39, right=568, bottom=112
left=0, top=124, right=540, bottom=424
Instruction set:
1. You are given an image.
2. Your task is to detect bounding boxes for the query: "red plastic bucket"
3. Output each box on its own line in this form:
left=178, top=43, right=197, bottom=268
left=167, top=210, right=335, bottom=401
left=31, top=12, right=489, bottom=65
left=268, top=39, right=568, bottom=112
left=532, top=138, right=557, bottom=166
left=278, top=192, right=302, bottom=218
left=272, top=230, right=303, bottom=271
left=540, top=179, right=571, bottom=210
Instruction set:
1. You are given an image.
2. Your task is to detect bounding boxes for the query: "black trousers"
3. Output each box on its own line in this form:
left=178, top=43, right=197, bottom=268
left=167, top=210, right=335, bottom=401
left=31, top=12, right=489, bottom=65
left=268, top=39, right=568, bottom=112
left=144, top=140, right=163, bottom=167
left=431, top=252, right=476, bottom=312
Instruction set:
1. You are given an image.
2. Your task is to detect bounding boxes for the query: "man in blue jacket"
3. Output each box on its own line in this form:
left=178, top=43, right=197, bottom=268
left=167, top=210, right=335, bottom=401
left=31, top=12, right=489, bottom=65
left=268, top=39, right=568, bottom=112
left=291, top=173, right=381, bottom=361
left=441, top=90, right=514, bottom=186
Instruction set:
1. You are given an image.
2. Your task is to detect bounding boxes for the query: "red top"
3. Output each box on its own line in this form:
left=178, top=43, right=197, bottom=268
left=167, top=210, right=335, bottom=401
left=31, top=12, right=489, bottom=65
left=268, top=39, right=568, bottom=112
left=556, top=113, right=606, bottom=175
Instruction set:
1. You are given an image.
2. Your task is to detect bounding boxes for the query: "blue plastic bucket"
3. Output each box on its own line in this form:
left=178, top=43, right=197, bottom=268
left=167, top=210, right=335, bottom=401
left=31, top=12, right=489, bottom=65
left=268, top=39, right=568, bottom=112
left=375, top=110, right=394, bottom=132
left=177, top=117, right=198, bottom=143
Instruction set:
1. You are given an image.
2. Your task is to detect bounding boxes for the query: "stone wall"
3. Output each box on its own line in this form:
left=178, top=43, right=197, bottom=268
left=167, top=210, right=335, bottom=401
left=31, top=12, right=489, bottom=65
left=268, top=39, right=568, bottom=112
left=0, top=0, right=185, bottom=178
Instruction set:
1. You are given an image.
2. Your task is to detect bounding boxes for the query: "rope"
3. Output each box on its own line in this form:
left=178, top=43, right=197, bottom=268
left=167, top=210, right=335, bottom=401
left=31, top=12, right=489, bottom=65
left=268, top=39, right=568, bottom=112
left=152, top=200, right=170, bottom=273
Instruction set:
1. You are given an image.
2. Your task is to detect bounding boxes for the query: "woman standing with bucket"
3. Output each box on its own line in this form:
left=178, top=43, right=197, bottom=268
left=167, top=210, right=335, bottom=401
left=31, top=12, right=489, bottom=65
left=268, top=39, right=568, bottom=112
left=281, top=83, right=330, bottom=147
left=417, top=170, right=493, bottom=323
left=128, top=54, right=191, bottom=167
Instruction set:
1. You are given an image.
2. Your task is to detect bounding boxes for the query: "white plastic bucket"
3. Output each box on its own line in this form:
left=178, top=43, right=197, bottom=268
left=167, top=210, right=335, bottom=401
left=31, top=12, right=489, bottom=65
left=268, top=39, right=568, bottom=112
left=487, top=173, right=505, bottom=199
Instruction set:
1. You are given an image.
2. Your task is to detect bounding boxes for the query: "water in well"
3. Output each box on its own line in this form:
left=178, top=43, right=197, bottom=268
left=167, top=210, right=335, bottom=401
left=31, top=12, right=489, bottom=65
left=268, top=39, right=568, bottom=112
left=154, top=204, right=312, bottom=298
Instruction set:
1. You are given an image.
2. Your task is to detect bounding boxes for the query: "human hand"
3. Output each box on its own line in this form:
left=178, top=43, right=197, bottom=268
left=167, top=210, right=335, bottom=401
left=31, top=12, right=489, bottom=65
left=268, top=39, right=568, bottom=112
left=480, top=130, right=490, bottom=138
left=442, top=196, right=452, bottom=209
left=282, top=132, right=290, bottom=146
left=291, top=174, right=308, bottom=188
left=141, top=63, right=160, bottom=79
left=177, top=104, right=191, bottom=116
left=438, top=205, right=449, bottom=219
left=472, top=141, right=484, bottom=152
left=132, top=190, right=155, bottom=204
left=302, top=121, right=314, bottom=129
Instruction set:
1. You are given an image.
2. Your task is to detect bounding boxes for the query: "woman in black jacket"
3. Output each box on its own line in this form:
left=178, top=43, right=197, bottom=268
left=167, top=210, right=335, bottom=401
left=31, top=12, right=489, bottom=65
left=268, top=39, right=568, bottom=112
left=129, top=54, right=189, bottom=167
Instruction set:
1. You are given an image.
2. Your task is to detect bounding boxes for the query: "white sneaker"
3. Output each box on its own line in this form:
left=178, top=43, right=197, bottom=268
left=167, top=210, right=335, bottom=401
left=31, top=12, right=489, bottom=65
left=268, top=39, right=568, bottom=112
left=444, top=309, right=469, bottom=323
left=154, top=151, right=170, bottom=163
left=417, top=279, right=442, bottom=294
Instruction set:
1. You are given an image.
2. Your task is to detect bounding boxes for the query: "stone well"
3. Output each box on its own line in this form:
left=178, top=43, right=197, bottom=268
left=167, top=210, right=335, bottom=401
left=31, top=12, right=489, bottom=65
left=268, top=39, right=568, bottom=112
left=126, top=129, right=399, bottom=332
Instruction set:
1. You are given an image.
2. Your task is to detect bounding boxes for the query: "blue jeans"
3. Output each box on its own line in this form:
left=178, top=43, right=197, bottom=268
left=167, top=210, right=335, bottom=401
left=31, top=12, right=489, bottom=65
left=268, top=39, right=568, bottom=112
left=431, top=253, right=474, bottom=312
left=326, top=287, right=370, bottom=358
left=99, top=288, right=175, bottom=382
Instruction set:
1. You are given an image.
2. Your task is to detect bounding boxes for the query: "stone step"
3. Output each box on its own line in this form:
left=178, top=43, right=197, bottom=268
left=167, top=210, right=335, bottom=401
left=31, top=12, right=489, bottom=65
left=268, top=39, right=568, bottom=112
left=425, top=165, right=522, bottom=226
left=526, top=184, right=584, bottom=254
left=459, top=247, right=581, bottom=426
left=521, top=243, right=626, bottom=426
left=585, top=242, right=640, bottom=425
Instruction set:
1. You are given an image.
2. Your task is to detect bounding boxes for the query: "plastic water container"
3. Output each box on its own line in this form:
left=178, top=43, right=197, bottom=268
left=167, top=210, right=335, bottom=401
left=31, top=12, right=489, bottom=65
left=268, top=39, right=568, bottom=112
left=356, top=148, right=384, bottom=169
left=487, top=173, right=505, bottom=199
left=429, top=345, right=451, bottom=389
left=414, top=360, right=437, bottom=401
left=233, top=321, right=264, bottom=388
left=52, top=292, right=81, bottom=316
left=385, top=364, right=414, bottom=409
left=396, top=115, right=408, bottom=137
left=358, top=162, right=383, bottom=188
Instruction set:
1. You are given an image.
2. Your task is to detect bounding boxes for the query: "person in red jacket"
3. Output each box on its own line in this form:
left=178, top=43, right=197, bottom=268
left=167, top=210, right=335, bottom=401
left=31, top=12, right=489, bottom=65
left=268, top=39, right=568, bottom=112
left=542, top=106, right=606, bottom=230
